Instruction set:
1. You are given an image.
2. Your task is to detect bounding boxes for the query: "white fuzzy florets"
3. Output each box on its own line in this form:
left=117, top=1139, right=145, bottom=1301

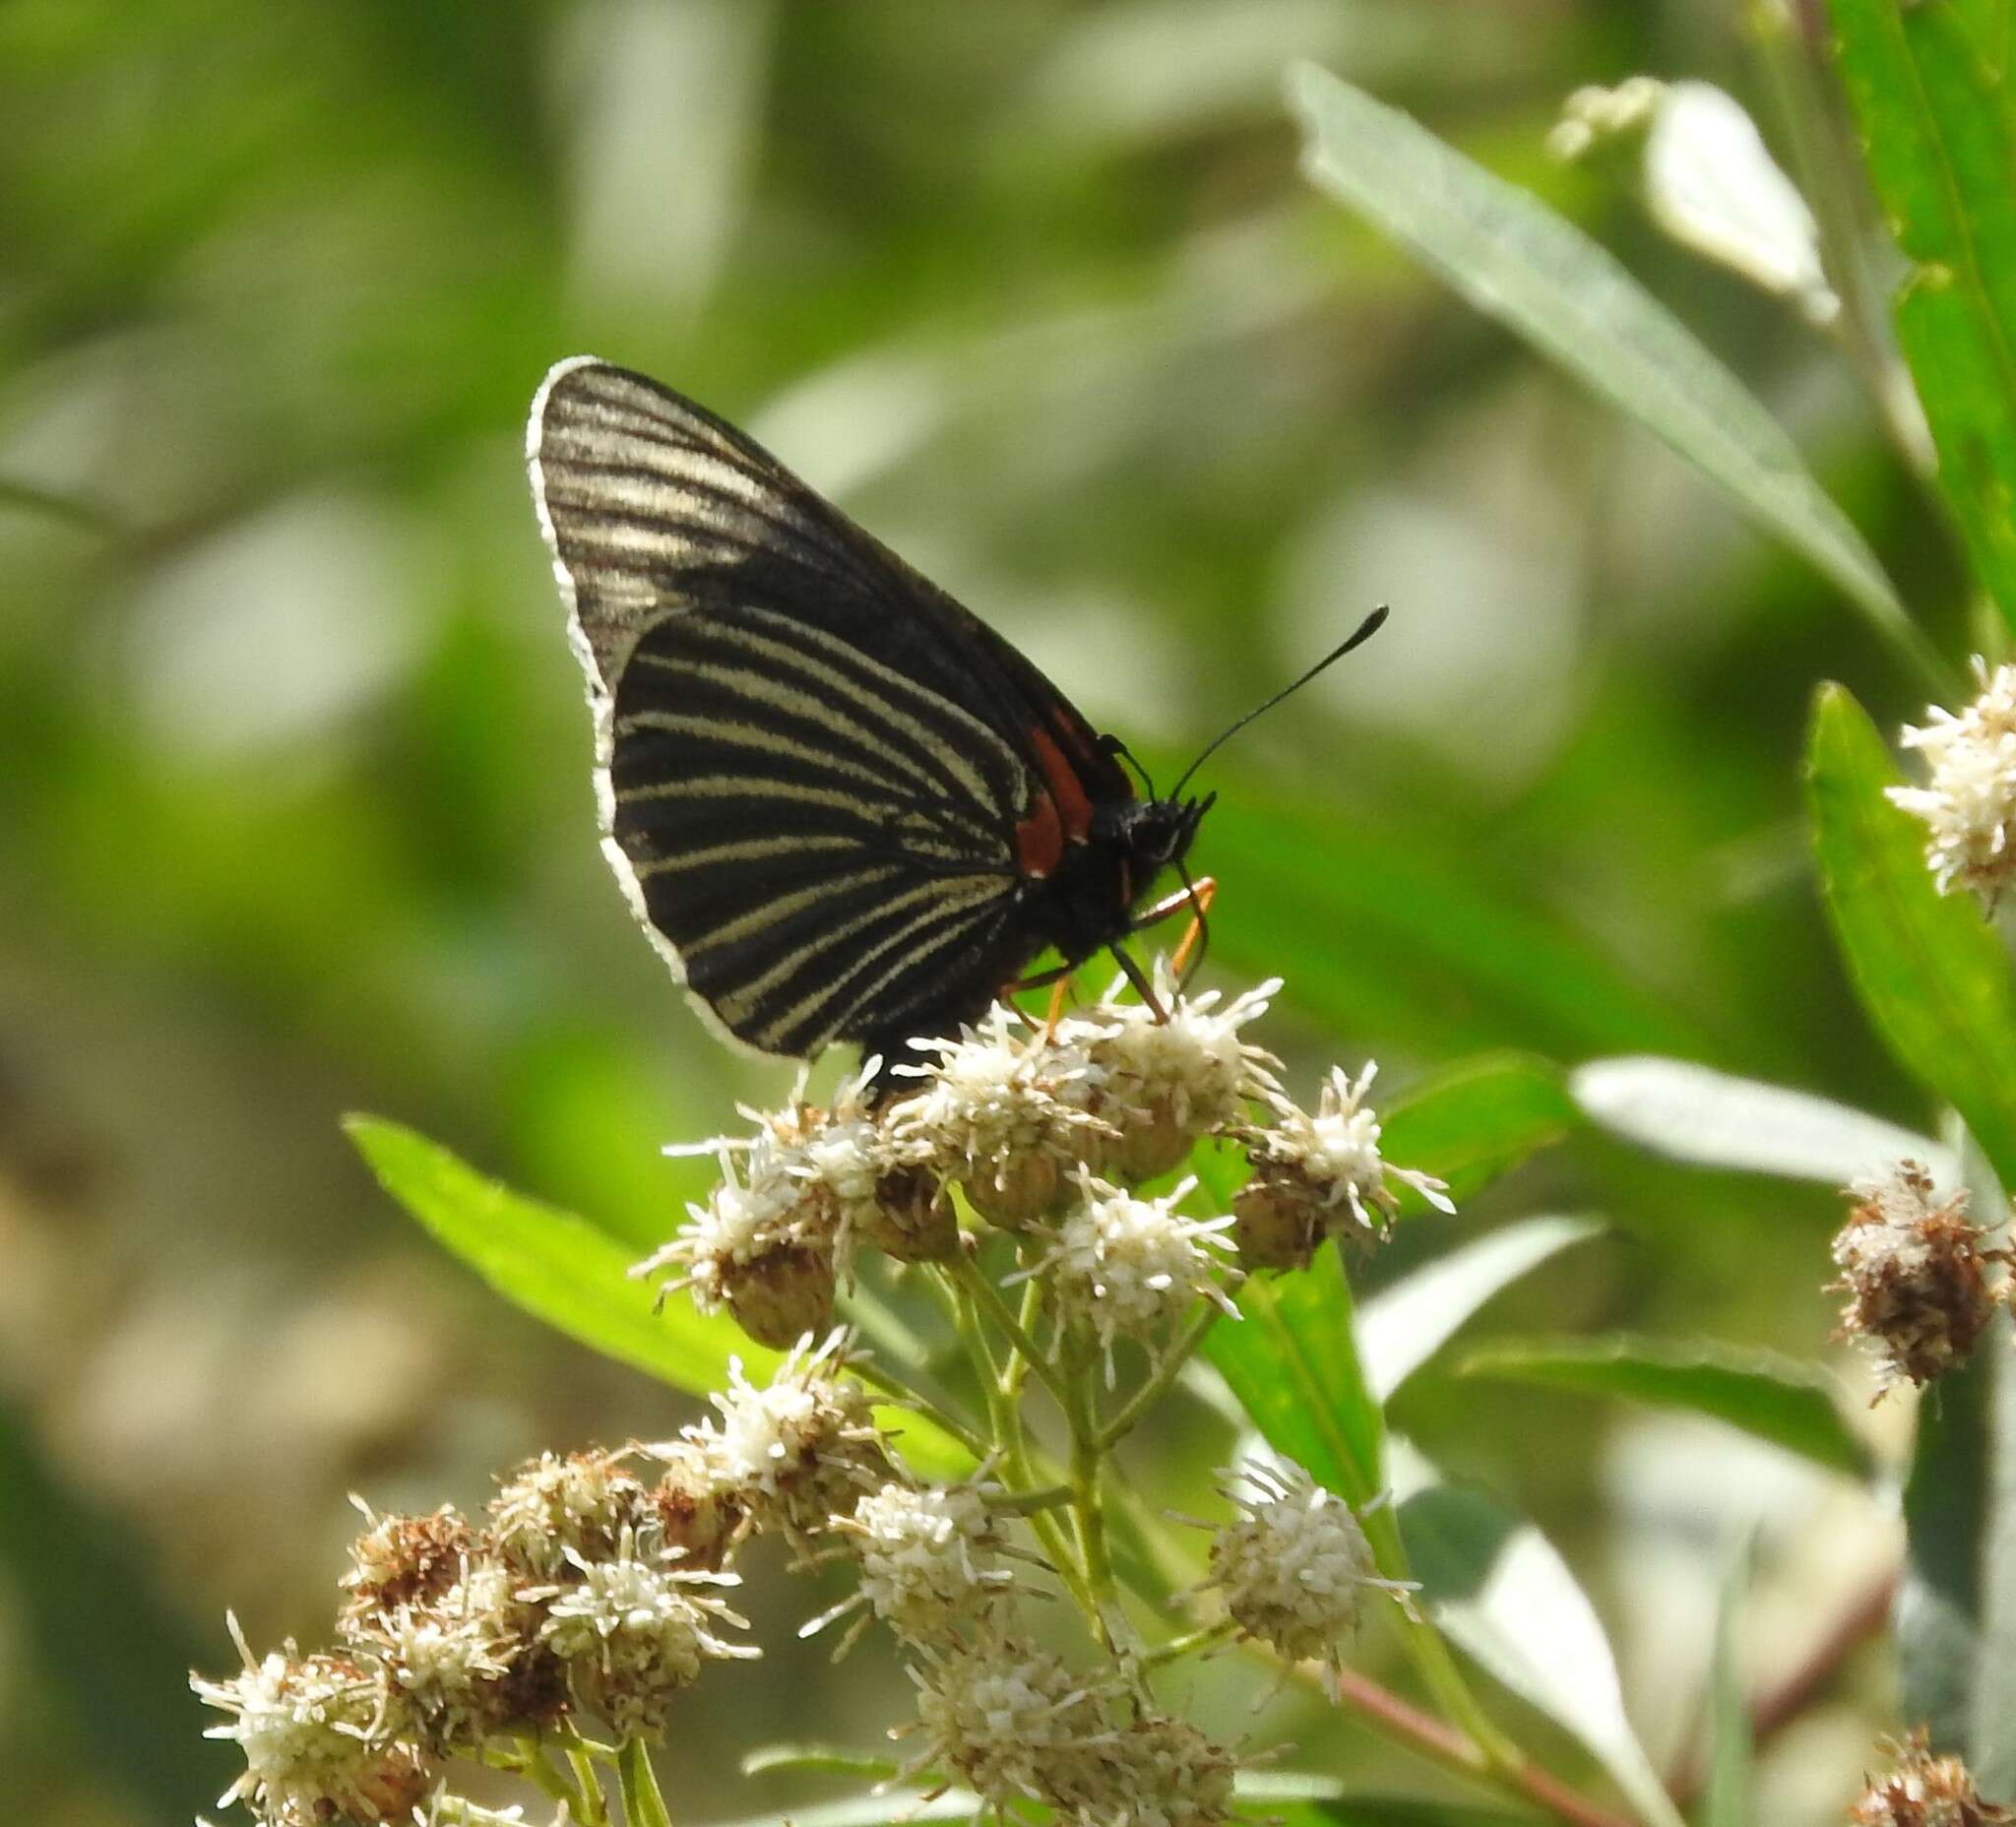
left=1888, top=658, right=2016, bottom=909
left=193, top=1617, right=428, bottom=1826
left=1016, top=1172, right=1241, bottom=1371
left=534, top=1526, right=756, bottom=1737
left=1200, top=1461, right=1409, bottom=1663
left=682, top=1332, right=889, bottom=1538
left=898, top=1632, right=1116, bottom=1809
left=808, top=1478, right=1019, bottom=1653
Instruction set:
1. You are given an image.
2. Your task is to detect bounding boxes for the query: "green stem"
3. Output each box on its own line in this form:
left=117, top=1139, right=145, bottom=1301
left=1061, top=1338, right=1116, bottom=1620
left=1096, top=1302, right=1224, bottom=1449
left=986, top=1480, right=1075, bottom=1513
left=849, top=1354, right=989, bottom=1461
left=952, top=1253, right=1073, bottom=1412
left=1140, top=1618, right=1236, bottom=1669
left=618, top=1736, right=676, bottom=1827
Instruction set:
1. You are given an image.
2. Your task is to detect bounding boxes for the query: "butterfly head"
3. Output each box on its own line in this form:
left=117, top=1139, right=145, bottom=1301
left=1116, top=790, right=1214, bottom=874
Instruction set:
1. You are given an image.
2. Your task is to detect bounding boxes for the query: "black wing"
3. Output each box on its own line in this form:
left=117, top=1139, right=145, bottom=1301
left=528, top=356, right=1112, bottom=1059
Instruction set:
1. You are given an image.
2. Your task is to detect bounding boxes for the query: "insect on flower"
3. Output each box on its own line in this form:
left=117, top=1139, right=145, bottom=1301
left=527, top=358, right=1386, bottom=1086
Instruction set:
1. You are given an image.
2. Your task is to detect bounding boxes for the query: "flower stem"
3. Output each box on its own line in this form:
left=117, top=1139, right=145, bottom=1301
left=951, top=1252, right=1073, bottom=1413
left=987, top=1480, right=1075, bottom=1514
left=1096, top=1301, right=1223, bottom=1448
left=1328, top=1666, right=1635, bottom=1827
left=618, top=1735, right=676, bottom=1827
left=848, top=1354, right=990, bottom=1461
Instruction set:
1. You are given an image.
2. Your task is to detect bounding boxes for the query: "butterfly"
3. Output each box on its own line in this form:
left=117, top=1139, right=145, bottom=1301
left=527, top=356, right=1381, bottom=1084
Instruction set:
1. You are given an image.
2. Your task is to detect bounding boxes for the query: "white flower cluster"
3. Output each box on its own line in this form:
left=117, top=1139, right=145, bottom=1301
left=196, top=1343, right=889, bottom=1824
left=1889, top=658, right=2016, bottom=909
left=896, top=1630, right=1237, bottom=1827
left=1236, top=1063, right=1453, bottom=1271
left=1199, top=1461, right=1413, bottom=1667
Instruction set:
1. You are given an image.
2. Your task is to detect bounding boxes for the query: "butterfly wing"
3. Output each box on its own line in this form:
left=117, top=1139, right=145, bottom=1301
left=527, top=355, right=1129, bottom=1061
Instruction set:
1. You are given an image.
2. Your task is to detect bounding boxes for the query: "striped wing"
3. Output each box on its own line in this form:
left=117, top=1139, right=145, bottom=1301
left=527, top=355, right=1067, bottom=1059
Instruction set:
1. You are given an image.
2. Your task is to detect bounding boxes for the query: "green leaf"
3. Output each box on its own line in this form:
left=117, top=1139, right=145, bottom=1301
left=741, top=1745, right=900, bottom=1780
left=0, top=1399, right=228, bottom=1820
left=1399, top=1479, right=1685, bottom=1827
left=1357, top=1215, right=1604, bottom=1403
left=1379, top=1052, right=1580, bottom=1208
left=1286, top=62, right=1930, bottom=679
left=1206, top=1241, right=1383, bottom=1506
left=1831, top=0, right=2016, bottom=630
left=344, top=1115, right=973, bottom=1480
left=1266, top=1797, right=1530, bottom=1827
left=1704, top=1552, right=1754, bottom=1827
left=1805, top=684, right=2016, bottom=1193
left=1208, top=801, right=1704, bottom=1062
left=1571, top=1054, right=1953, bottom=1185
left=1898, top=1128, right=2016, bottom=1796
left=1458, top=1335, right=1873, bottom=1480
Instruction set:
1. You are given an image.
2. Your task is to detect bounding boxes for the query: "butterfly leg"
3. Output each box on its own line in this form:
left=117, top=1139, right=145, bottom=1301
left=1043, top=973, right=1074, bottom=1040
left=1167, top=875, right=1218, bottom=977
left=1108, top=944, right=1168, bottom=1022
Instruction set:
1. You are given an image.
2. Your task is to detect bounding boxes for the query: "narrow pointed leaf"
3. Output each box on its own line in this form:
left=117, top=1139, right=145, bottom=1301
left=1287, top=62, right=1922, bottom=670
left=1459, top=1335, right=1873, bottom=1480
left=1400, top=1480, right=1685, bottom=1827
left=1804, top=684, right=2016, bottom=1193
left=1379, top=1052, right=1580, bottom=1209
left=1831, top=0, right=2016, bottom=630
left=1571, top=1054, right=1954, bottom=1186
left=1358, top=1215, right=1603, bottom=1402
left=344, top=1115, right=972, bottom=1479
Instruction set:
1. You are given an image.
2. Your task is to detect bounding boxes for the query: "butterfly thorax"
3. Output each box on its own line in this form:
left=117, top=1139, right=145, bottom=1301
left=1026, top=792, right=1212, bottom=966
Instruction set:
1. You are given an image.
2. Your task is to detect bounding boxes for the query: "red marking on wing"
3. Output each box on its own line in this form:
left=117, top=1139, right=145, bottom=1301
left=1015, top=791, right=1065, bottom=878
left=1026, top=726, right=1098, bottom=842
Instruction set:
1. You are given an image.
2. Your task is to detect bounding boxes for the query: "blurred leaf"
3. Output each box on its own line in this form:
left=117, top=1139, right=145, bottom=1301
left=1458, top=1335, right=1872, bottom=1480
left=1572, top=1054, right=1955, bottom=1185
left=1285, top=63, right=1933, bottom=681
left=344, top=1115, right=973, bottom=1479
left=1380, top=1052, right=1581, bottom=1208
left=697, top=1797, right=976, bottom=1827
left=0, top=1399, right=227, bottom=1819
left=1897, top=1129, right=2016, bottom=1793
left=1358, top=1215, right=1604, bottom=1402
left=1705, top=1552, right=1753, bottom=1827
left=1831, top=0, right=2016, bottom=630
left=1400, top=1480, right=1685, bottom=1827
left=1266, top=1798, right=1528, bottom=1827
left=1209, top=799, right=1704, bottom=1061
left=741, top=1745, right=898, bottom=1780
left=1805, top=684, right=2016, bottom=1192
left=1207, top=1241, right=1383, bottom=1505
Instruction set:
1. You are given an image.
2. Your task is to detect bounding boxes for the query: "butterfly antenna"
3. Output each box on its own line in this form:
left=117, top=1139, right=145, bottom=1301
left=1102, top=734, right=1158, bottom=799
left=1169, top=605, right=1389, bottom=799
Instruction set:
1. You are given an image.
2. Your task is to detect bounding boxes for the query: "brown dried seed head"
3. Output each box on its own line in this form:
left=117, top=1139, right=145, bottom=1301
left=339, top=1505, right=472, bottom=1626
left=1830, top=1163, right=2010, bottom=1396
left=724, top=1238, right=837, bottom=1350
left=857, top=1166, right=960, bottom=1262
left=1848, top=1729, right=2014, bottom=1826
left=1231, top=1165, right=1329, bottom=1272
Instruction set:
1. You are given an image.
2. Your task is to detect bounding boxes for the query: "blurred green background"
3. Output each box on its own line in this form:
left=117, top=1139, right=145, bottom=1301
left=0, top=2, right=1947, bottom=1822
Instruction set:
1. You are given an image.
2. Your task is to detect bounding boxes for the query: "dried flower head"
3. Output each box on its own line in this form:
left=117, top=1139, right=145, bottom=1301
left=348, top=1560, right=523, bottom=1753
left=193, top=1616, right=431, bottom=1827
left=487, top=1447, right=650, bottom=1580
left=533, top=1525, right=757, bottom=1737
left=681, top=1331, right=891, bottom=1541
left=895, top=1630, right=1117, bottom=1811
left=1069, top=964, right=1283, bottom=1181
left=1013, top=1171, right=1240, bottom=1374
left=806, top=1478, right=1020, bottom=1653
left=1057, top=1711, right=1239, bottom=1827
left=339, top=1503, right=473, bottom=1629
left=647, top=1436, right=746, bottom=1571
left=1236, top=1063, right=1452, bottom=1271
left=1889, top=658, right=2016, bottom=910
left=1831, top=1162, right=2009, bottom=1396
left=1850, top=1729, right=2014, bottom=1826
left=1199, top=1460, right=1411, bottom=1664
left=890, top=1004, right=1115, bottom=1228
left=638, top=1135, right=838, bottom=1349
